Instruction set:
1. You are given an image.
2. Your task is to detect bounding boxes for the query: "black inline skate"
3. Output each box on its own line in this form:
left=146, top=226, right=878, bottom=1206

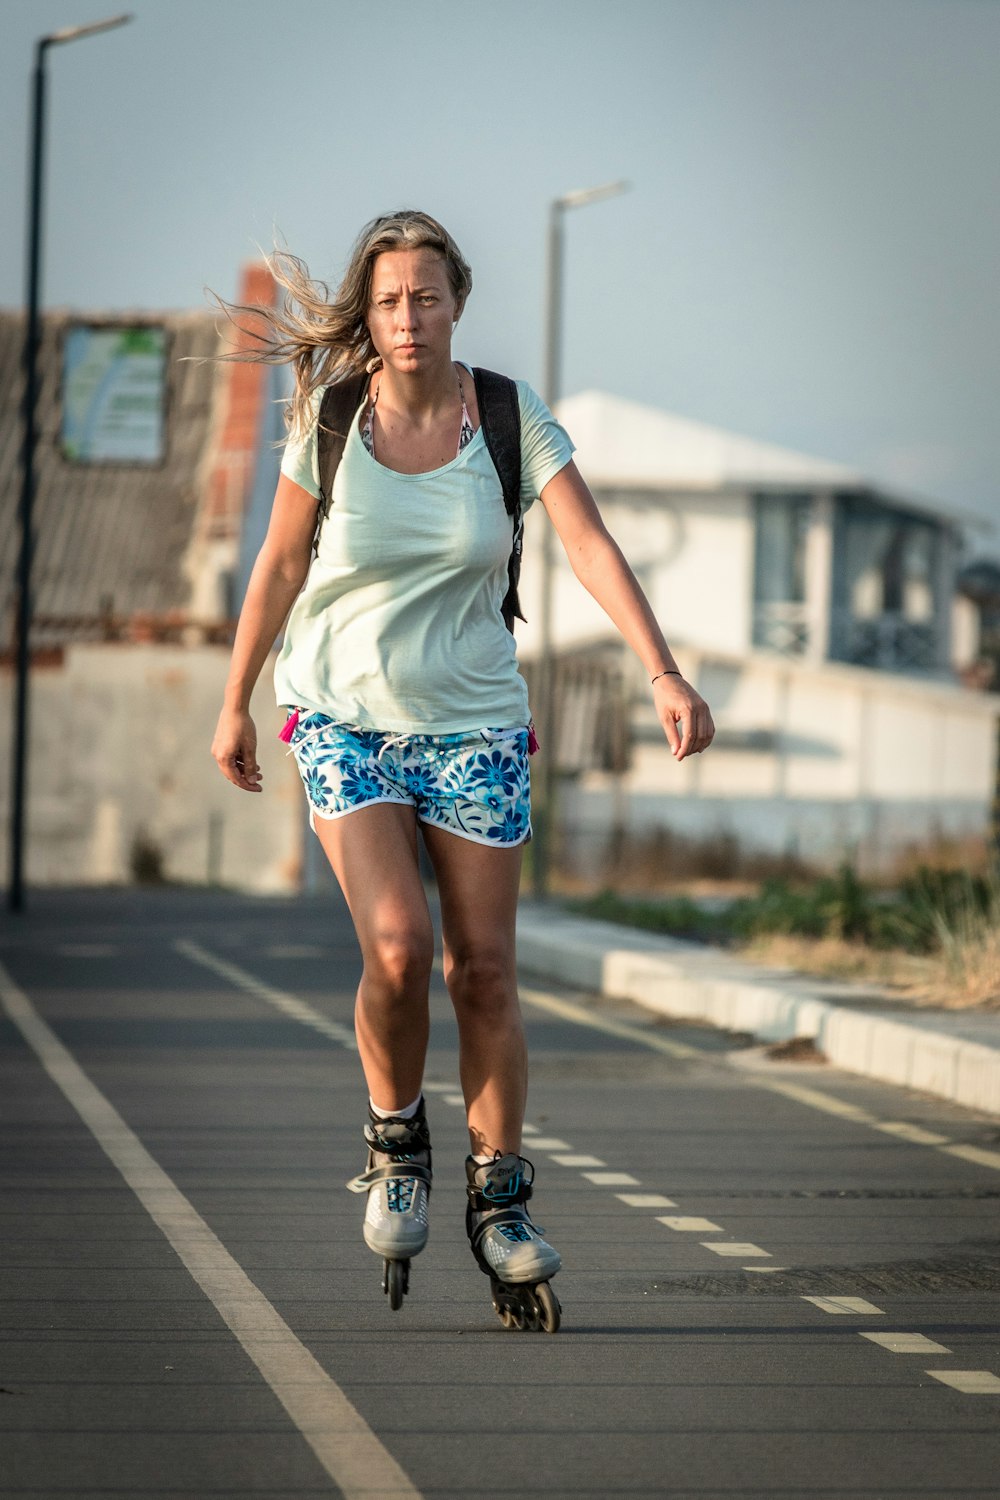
left=465, top=1152, right=561, bottom=1332
left=347, top=1099, right=432, bottom=1310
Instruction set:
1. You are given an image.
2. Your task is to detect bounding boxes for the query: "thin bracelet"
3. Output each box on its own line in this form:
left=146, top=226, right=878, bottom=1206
left=651, top=669, right=682, bottom=685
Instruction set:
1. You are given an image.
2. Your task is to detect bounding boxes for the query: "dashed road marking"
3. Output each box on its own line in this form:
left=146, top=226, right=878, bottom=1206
left=702, top=1241, right=770, bottom=1257
left=925, top=1370, right=1000, bottom=1394
left=657, top=1215, right=723, bottom=1232
left=0, top=960, right=421, bottom=1500
left=745, top=1265, right=787, bottom=1273
left=862, top=1332, right=952, bottom=1355
left=804, top=1295, right=886, bottom=1315
left=526, top=1137, right=572, bottom=1151
left=551, top=1154, right=606, bottom=1168
left=616, top=1193, right=678, bottom=1208
left=583, top=1172, right=640, bottom=1186
left=176, top=941, right=357, bottom=1049
left=422, top=1082, right=460, bottom=1093
left=442, top=1094, right=465, bottom=1106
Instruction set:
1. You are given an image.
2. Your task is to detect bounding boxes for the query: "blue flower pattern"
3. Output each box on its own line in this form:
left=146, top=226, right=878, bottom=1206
left=284, top=713, right=530, bottom=846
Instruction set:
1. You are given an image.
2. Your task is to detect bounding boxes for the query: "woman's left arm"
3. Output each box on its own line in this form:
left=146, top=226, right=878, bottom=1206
left=539, top=461, right=715, bottom=761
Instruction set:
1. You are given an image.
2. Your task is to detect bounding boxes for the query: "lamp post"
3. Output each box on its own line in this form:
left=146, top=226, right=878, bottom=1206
left=8, top=14, right=132, bottom=913
left=532, top=180, right=629, bottom=900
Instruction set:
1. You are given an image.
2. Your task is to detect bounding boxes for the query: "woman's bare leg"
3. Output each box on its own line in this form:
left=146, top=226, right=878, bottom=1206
left=312, top=804, right=434, bottom=1110
left=421, top=827, right=526, bottom=1157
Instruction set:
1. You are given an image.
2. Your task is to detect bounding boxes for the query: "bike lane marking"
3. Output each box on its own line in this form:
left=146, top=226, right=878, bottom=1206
left=0, top=958, right=422, bottom=1500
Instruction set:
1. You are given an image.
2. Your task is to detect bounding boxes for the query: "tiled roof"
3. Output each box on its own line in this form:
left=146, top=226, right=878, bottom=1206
left=0, top=309, right=222, bottom=650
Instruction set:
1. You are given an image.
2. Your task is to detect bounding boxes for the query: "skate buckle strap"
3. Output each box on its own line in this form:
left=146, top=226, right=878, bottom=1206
left=346, top=1161, right=433, bottom=1194
left=469, top=1207, right=544, bottom=1254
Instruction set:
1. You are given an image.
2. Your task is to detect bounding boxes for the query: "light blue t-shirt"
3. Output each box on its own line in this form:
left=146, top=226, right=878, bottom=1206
left=273, top=374, right=574, bottom=733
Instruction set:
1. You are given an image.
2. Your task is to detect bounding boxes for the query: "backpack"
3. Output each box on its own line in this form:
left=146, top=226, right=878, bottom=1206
left=313, top=366, right=526, bottom=633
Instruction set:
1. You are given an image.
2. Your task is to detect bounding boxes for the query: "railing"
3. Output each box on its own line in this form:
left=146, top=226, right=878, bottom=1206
left=752, top=601, right=810, bottom=657
left=831, top=610, right=938, bottom=672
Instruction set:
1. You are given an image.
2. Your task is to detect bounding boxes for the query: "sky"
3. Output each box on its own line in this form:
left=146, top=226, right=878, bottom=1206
left=2, top=0, right=998, bottom=536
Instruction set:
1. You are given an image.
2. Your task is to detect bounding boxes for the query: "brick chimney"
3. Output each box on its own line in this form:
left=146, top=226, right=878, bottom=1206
left=185, top=263, right=278, bottom=624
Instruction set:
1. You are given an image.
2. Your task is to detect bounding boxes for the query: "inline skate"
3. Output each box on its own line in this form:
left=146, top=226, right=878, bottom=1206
left=465, top=1152, right=561, bottom=1332
left=347, top=1099, right=432, bottom=1310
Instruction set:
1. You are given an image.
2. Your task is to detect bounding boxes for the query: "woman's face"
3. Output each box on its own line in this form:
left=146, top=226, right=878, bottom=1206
left=367, top=248, right=461, bottom=375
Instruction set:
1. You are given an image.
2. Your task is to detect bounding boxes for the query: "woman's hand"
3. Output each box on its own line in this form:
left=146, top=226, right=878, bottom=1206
left=212, top=706, right=263, bottom=792
left=654, top=675, right=715, bottom=761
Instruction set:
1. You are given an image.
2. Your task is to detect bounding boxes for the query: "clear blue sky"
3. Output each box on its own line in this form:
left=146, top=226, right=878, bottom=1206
left=3, top=0, right=998, bottom=531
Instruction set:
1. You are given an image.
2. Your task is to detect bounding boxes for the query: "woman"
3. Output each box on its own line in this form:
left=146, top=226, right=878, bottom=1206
left=211, top=210, right=715, bottom=1332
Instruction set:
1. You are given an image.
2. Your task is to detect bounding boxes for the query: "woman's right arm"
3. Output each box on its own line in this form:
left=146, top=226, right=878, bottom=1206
left=211, top=473, right=318, bottom=792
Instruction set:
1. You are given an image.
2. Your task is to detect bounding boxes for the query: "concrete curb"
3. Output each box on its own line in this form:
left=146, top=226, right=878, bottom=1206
left=516, top=905, right=1000, bottom=1119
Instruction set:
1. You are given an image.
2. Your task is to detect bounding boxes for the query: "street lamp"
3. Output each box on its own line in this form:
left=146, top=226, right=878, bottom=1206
left=532, top=180, right=630, bottom=900
left=8, top=14, right=133, bottom=913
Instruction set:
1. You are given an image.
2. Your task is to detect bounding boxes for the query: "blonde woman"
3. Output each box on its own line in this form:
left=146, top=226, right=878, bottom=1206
left=211, top=210, right=714, bottom=1331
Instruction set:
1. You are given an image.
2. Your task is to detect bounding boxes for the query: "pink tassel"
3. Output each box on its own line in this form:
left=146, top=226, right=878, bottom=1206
left=527, top=722, right=540, bottom=755
left=278, top=709, right=300, bottom=743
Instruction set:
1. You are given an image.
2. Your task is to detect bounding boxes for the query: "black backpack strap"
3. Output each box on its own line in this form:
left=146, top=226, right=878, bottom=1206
left=313, top=372, right=369, bottom=552
left=473, top=366, right=525, bottom=632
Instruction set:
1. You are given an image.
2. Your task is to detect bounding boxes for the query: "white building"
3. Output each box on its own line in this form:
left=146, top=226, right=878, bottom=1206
left=516, top=392, right=999, bottom=878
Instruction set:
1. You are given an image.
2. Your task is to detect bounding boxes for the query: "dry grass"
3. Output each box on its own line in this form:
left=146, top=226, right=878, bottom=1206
left=735, top=930, right=1000, bottom=1010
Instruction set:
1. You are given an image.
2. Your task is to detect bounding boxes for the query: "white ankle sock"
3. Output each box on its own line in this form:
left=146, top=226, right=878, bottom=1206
left=472, top=1152, right=495, bottom=1165
left=369, top=1094, right=422, bottom=1121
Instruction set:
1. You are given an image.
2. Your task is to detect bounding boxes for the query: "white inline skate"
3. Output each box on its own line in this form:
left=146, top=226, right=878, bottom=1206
left=465, top=1152, right=562, bottom=1332
left=347, top=1099, right=432, bottom=1310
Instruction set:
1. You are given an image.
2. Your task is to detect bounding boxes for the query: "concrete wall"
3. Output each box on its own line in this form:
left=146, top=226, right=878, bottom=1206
left=0, top=644, right=303, bottom=891
left=552, top=647, right=1000, bottom=878
left=517, top=488, right=755, bottom=661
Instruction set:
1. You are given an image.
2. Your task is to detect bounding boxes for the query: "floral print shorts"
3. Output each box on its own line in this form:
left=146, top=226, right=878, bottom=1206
left=283, top=712, right=532, bottom=848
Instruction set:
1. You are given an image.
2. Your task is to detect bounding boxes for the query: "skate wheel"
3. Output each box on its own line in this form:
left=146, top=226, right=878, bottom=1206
left=384, top=1258, right=407, bottom=1311
left=535, top=1281, right=561, bottom=1333
left=510, top=1302, right=527, bottom=1331
left=524, top=1292, right=542, bottom=1332
left=499, top=1306, right=515, bottom=1329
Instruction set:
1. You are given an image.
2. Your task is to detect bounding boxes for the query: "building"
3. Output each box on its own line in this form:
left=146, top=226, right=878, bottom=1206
left=515, top=391, right=999, bottom=878
left=0, top=268, right=301, bottom=891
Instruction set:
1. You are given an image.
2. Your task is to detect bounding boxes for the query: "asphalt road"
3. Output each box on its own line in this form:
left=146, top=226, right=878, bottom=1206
left=1, top=887, right=999, bottom=1500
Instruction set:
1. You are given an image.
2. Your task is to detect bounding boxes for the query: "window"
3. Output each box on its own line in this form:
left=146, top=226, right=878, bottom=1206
left=752, top=493, right=812, bottom=655
left=831, top=496, right=942, bottom=671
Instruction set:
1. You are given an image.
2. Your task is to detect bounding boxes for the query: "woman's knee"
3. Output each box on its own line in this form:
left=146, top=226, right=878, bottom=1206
left=362, top=924, right=434, bottom=997
left=445, top=945, right=516, bottom=1015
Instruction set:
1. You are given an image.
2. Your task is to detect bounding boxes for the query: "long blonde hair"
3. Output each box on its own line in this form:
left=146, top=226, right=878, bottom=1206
left=214, top=210, right=473, bottom=441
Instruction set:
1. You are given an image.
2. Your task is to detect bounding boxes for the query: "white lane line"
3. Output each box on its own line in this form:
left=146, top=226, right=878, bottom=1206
left=421, top=1081, right=460, bottom=1093
left=617, top=1193, right=678, bottom=1208
left=525, top=1137, right=572, bottom=1151
left=521, top=1123, right=540, bottom=1134
left=701, top=1241, right=770, bottom=1257
left=874, top=1122, right=949, bottom=1146
left=176, top=941, right=357, bottom=1050
left=550, top=1154, right=605, bottom=1168
left=861, top=1332, right=952, bottom=1355
left=442, top=1094, right=465, bottom=1106
left=944, top=1143, right=1000, bottom=1171
left=519, top=981, right=1000, bottom=1178
left=804, top=1295, right=886, bottom=1315
left=518, top=984, right=701, bottom=1060
left=745, top=1266, right=787, bottom=1273
left=657, top=1216, right=723, bottom=1232
left=0, top=961, right=420, bottom=1500
left=582, top=1172, right=639, bottom=1186
left=925, top=1370, right=1000, bottom=1394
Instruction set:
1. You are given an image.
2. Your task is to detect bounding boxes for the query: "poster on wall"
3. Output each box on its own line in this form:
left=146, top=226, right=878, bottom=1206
left=61, top=323, right=168, bottom=464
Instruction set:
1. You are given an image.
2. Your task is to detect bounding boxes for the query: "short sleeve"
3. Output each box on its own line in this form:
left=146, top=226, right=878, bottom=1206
left=279, top=390, right=322, bottom=500
left=516, top=381, right=575, bottom=510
